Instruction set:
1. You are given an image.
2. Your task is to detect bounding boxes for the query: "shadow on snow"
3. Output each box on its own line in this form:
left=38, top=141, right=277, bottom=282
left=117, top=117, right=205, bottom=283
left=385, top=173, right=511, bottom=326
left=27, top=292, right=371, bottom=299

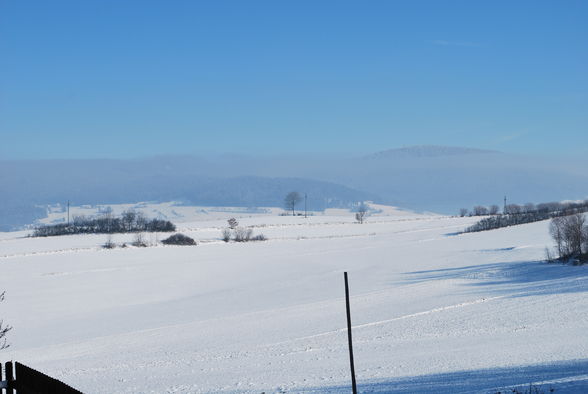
left=302, top=359, right=588, bottom=393
left=402, top=260, right=588, bottom=298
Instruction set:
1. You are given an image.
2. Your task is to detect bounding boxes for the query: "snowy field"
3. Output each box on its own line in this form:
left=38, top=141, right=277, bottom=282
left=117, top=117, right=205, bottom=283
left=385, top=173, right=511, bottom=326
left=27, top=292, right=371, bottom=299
left=1, top=207, right=587, bottom=393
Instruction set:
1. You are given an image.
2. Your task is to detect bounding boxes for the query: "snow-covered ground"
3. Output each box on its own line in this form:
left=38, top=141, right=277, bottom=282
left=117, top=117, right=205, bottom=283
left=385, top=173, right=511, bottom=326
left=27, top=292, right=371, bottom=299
left=0, top=208, right=587, bottom=393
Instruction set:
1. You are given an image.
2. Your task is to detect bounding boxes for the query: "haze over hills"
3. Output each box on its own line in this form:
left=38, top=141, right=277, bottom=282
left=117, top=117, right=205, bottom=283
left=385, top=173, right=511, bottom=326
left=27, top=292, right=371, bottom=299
left=0, top=162, right=375, bottom=231
left=365, top=145, right=498, bottom=159
left=1, top=145, right=587, bottom=231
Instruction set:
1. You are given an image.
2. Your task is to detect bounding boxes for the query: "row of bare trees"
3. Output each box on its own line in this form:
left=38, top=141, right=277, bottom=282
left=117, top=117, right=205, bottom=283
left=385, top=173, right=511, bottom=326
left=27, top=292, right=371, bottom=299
left=463, top=199, right=588, bottom=233
left=460, top=200, right=588, bottom=218
left=33, top=209, right=175, bottom=237
left=461, top=205, right=501, bottom=217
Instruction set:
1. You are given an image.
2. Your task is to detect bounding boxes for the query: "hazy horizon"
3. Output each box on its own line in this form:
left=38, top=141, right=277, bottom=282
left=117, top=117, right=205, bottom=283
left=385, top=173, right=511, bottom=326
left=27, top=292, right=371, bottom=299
left=2, top=144, right=587, bottom=162
left=2, top=145, right=587, bottom=231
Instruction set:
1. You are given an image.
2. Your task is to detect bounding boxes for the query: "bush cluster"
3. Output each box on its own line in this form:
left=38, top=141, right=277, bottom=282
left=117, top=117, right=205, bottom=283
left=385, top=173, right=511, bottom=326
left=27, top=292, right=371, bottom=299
left=221, top=218, right=266, bottom=243
left=161, top=233, right=196, bottom=246
left=33, top=210, right=175, bottom=237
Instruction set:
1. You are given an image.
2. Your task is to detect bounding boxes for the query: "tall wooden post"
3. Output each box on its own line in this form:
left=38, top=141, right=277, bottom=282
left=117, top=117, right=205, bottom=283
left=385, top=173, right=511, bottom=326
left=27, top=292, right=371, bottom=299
left=344, top=272, right=357, bottom=394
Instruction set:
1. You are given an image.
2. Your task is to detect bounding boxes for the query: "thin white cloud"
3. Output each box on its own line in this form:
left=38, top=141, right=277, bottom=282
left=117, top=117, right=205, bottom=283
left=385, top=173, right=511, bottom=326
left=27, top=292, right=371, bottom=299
left=431, top=40, right=481, bottom=47
left=497, top=131, right=529, bottom=144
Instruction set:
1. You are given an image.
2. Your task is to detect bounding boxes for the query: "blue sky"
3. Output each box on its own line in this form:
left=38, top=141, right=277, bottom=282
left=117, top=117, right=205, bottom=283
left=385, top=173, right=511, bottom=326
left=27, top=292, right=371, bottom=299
left=1, top=0, right=586, bottom=159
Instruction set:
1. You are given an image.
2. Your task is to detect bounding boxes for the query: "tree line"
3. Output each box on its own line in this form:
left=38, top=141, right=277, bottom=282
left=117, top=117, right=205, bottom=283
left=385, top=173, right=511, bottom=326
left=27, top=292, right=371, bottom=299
left=460, top=200, right=588, bottom=217
left=463, top=199, right=588, bottom=233
left=33, top=209, right=175, bottom=237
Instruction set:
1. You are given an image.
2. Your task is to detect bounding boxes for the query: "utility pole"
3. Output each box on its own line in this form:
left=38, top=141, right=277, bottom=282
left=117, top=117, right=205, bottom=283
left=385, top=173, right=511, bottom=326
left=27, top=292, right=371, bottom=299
left=304, top=193, right=307, bottom=218
left=344, top=272, right=357, bottom=394
left=504, top=196, right=507, bottom=214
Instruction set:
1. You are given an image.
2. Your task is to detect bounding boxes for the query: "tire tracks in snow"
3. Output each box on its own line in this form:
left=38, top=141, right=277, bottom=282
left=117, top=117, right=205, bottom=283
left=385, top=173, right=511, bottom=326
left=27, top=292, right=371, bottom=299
left=263, top=295, right=506, bottom=349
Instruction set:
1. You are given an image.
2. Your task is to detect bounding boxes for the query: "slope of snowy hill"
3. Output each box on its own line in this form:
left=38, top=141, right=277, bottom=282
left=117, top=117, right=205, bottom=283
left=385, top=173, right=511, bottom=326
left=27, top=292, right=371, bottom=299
left=0, top=209, right=586, bottom=393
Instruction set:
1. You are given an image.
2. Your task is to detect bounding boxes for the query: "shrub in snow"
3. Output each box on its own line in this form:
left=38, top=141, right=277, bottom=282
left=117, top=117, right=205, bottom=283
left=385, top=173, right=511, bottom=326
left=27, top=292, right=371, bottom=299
left=221, top=227, right=265, bottom=242
left=0, top=291, right=11, bottom=350
left=221, top=228, right=231, bottom=242
left=233, top=227, right=252, bottom=242
left=161, top=233, right=196, bottom=246
left=132, top=233, right=148, bottom=247
left=102, top=235, right=116, bottom=249
left=221, top=227, right=267, bottom=242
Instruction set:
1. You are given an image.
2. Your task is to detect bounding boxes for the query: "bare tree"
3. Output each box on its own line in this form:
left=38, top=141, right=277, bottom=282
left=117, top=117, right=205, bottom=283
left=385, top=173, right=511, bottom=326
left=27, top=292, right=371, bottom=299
left=284, top=192, right=302, bottom=216
left=122, top=209, right=137, bottom=232
left=100, top=210, right=115, bottom=233
left=550, top=214, right=587, bottom=260
left=355, top=203, right=368, bottom=224
left=221, top=228, right=231, bottom=242
left=488, top=205, right=500, bottom=215
left=564, top=214, right=586, bottom=257
left=550, top=216, right=566, bottom=257
left=473, top=206, right=489, bottom=216
left=584, top=224, right=588, bottom=255
left=459, top=208, right=469, bottom=217
left=100, top=206, right=113, bottom=215
left=227, top=218, right=239, bottom=229
left=73, top=215, right=87, bottom=228
left=135, top=211, right=148, bottom=231
left=0, top=291, right=12, bottom=350
left=504, top=204, right=522, bottom=215
left=132, top=232, right=147, bottom=247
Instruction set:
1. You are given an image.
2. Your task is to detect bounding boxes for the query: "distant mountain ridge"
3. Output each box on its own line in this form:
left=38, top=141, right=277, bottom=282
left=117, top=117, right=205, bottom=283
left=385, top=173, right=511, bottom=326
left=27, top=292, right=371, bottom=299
left=0, top=159, right=376, bottom=231
left=366, top=145, right=498, bottom=159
